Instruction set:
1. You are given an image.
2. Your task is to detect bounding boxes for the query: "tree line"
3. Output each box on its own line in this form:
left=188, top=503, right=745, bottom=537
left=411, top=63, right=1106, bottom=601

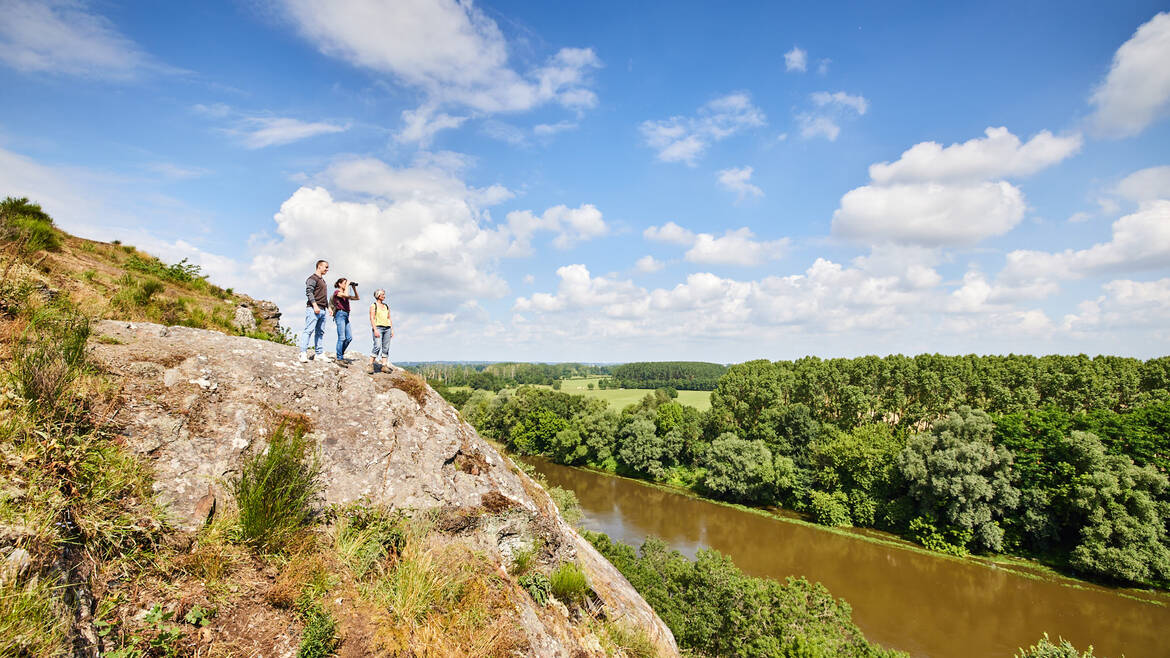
left=601, top=361, right=727, bottom=391
left=410, top=361, right=608, bottom=392
left=460, top=352, right=1170, bottom=587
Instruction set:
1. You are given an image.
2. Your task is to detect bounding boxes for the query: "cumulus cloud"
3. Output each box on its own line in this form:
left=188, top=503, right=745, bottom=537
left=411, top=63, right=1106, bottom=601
left=506, top=204, right=609, bottom=252
left=277, top=0, right=601, bottom=141
left=397, top=106, right=467, bottom=145
left=832, top=126, right=1080, bottom=246
left=0, top=0, right=167, bottom=79
left=833, top=181, right=1026, bottom=247
left=1064, top=278, right=1170, bottom=333
left=784, top=46, right=807, bottom=72
left=1089, top=12, right=1170, bottom=138
left=534, top=121, right=578, bottom=137
left=868, top=127, right=1082, bottom=184
left=643, top=221, right=696, bottom=246
left=640, top=93, right=766, bottom=165
left=1114, top=165, right=1170, bottom=204
left=716, top=166, right=764, bottom=201
left=644, top=222, right=786, bottom=266
left=1002, top=200, right=1170, bottom=280
left=634, top=255, right=664, bottom=273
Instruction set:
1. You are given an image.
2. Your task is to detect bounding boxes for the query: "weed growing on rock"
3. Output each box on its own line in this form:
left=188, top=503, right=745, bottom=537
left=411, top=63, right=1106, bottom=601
left=231, top=419, right=323, bottom=553
left=518, top=571, right=551, bottom=606
left=550, top=561, right=589, bottom=606
left=10, top=310, right=89, bottom=413
left=295, top=588, right=339, bottom=658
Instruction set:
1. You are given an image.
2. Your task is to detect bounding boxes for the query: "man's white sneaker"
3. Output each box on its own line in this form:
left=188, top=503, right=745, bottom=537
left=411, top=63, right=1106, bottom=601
left=299, top=351, right=309, bottom=363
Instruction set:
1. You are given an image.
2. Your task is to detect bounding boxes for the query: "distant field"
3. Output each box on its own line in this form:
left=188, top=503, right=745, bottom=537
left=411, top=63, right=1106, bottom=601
left=439, top=377, right=711, bottom=411
left=558, top=376, right=711, bottom=411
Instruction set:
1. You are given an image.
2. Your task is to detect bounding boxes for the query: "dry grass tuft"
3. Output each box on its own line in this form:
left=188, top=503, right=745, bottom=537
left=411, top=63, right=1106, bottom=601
left=392, top=372, right=429, bottom=405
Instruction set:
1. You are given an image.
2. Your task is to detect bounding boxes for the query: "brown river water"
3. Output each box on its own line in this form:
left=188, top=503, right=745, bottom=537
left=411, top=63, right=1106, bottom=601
left=527, top=457, right=1170, bottom=658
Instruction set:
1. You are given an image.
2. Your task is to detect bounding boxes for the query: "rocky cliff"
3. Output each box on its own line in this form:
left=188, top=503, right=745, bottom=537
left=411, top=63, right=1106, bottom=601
left=89, top=320, right=678, bottom=657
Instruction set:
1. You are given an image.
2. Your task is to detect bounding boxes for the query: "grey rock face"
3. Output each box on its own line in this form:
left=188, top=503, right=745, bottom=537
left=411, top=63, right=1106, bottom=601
left=231, top=305, right=257, bottom=333
left=89, top=320, right=678, bottom=657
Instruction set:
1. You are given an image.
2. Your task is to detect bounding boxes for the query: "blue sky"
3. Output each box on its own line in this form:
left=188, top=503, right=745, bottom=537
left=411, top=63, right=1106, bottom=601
left=2, top=0, right=1169, bottom=362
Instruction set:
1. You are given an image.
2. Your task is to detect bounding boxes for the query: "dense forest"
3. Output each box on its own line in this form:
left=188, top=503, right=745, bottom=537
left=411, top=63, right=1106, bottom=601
left=461, top=354, right=1170, bottom=587
left=601, top=361, right=727, bottom=391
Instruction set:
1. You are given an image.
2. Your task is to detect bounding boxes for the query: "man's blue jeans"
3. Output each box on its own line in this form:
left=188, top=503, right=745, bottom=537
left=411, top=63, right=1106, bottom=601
left=334, top=310, right=352, bottom=359
left=301, top=306, right=326, bottom=354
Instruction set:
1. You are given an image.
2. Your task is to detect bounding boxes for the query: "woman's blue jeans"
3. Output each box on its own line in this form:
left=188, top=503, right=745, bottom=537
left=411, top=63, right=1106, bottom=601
left=334, top=310, right=351, bottom=359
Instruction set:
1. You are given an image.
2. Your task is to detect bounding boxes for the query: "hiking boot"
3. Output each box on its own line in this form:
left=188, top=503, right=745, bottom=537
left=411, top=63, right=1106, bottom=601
left=367, top=362, right=376, bottom=374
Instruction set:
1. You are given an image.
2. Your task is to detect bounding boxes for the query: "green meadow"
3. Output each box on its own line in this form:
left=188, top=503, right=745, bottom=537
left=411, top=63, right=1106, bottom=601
left=557, top=376, right=712, bottom=411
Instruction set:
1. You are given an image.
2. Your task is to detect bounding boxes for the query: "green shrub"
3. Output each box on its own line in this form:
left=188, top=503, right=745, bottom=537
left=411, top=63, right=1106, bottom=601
left=1016, top=633, right=1096, bottom=657
left=0, top=197, right=61, bottom=253
left=547, top=485, right=582, bottom=525
left=550, top=562, right=589, bottom=605
left=232, top=420, right=323, bottom=552
left=808, top=490, right=852, bottom=527
left=332, top=505, right=405, bottom=577
left=518, top=571, right=551, bottom=606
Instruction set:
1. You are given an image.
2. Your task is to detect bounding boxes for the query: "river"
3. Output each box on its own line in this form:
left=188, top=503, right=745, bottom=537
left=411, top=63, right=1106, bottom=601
left=527, top=457, right=1170, bottom=658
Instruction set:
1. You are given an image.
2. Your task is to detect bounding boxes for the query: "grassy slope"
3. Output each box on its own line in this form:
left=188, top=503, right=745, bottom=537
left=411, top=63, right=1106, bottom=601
left=558, top=376, right=711, bottom=411
left=27, top=233, right=286, bottom=342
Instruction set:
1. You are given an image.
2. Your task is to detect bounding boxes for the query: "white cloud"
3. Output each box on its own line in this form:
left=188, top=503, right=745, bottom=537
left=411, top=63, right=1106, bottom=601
left=640, top=93, right=766, bottom=165
left=1089, top=12, right=1170, bottom=138
left=534, top=121, right=578, bottom=137
left=277, top=0, right=601, bottom=141
left=869, top=127, right=1083, bottom=184
left=251, top=184, right=512, bottom=317
left=716, top=166, right=764, bottom=201
left=833, top=181, right=1026, bottom=247
left=1114, top=165, right=1170, bottom=204
left=811, top=91, right=869, bottom=115
left=784, top=46, right=807, bottom=72
left=797, top=114, right=840, bottom=141
left=1067, top=211, right=1093, bottom=223
left=817, top=59, right=831, bottom=75
left=235, top=117, right=348, bottom=149
left=0, top=0, right=164, bottom=79
left=1003, top=200, right=1170, bottom=280
left=832, top=126, right=1080, bottom=246
left=644, top=222, right=786, bottom=266
left=643, top=221, right=696, bottom=246
left=505, top=204, right=609, bottom=252
left=1063, top=278, right=1170, bottom=332
left=686, top=228, right=788, bottom=266
left=397, top=106, right=467, bottom=145
left=634, top=255, right=664, bottom=273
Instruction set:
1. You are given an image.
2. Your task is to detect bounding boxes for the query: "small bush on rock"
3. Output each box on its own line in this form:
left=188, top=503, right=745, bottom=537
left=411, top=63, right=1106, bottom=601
left=550, top=562, right=589, bottom=605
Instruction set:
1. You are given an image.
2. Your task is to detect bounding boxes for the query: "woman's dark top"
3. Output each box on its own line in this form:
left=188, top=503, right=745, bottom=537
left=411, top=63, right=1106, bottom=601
left=332, top=291, right=350, bottom=313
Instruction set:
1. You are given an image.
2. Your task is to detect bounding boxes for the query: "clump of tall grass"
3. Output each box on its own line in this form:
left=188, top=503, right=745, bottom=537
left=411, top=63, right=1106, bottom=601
left=550, top=561, right=589, bottom=606
left=331, top=504, right=405, bottom=578
left=231, top=419, right=323, bottom=552
left=10, top=310, right=89, bottom=414
left=0, top=575, right=68, bottom=657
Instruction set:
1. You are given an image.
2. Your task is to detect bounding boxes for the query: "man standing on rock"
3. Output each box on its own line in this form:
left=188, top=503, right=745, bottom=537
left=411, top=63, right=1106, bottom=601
left=299, top=259, right=331, bottom=362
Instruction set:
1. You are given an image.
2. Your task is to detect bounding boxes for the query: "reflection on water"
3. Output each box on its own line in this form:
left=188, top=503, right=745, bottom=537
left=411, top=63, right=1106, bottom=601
left=529, top=458, right=1170, bottom=658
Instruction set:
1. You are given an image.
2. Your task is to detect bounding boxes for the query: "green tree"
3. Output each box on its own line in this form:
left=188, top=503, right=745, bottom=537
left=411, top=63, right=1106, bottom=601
left=896, top=408, right=1020, bottom=552
left=509, top=408, right=568, bottom=455
left=618, top=418, right=677, bottom=479
left=700, top=434, right=776, bottom=503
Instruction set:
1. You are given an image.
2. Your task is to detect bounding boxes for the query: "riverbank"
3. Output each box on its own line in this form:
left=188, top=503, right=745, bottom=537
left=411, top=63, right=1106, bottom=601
left=522, top=455, right=1170, bottom=657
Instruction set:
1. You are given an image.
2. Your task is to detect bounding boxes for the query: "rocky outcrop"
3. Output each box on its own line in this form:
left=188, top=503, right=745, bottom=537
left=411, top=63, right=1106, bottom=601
left=89, top=320, right=678, bottom=657
left=233, top=294, right=281, bottom=336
